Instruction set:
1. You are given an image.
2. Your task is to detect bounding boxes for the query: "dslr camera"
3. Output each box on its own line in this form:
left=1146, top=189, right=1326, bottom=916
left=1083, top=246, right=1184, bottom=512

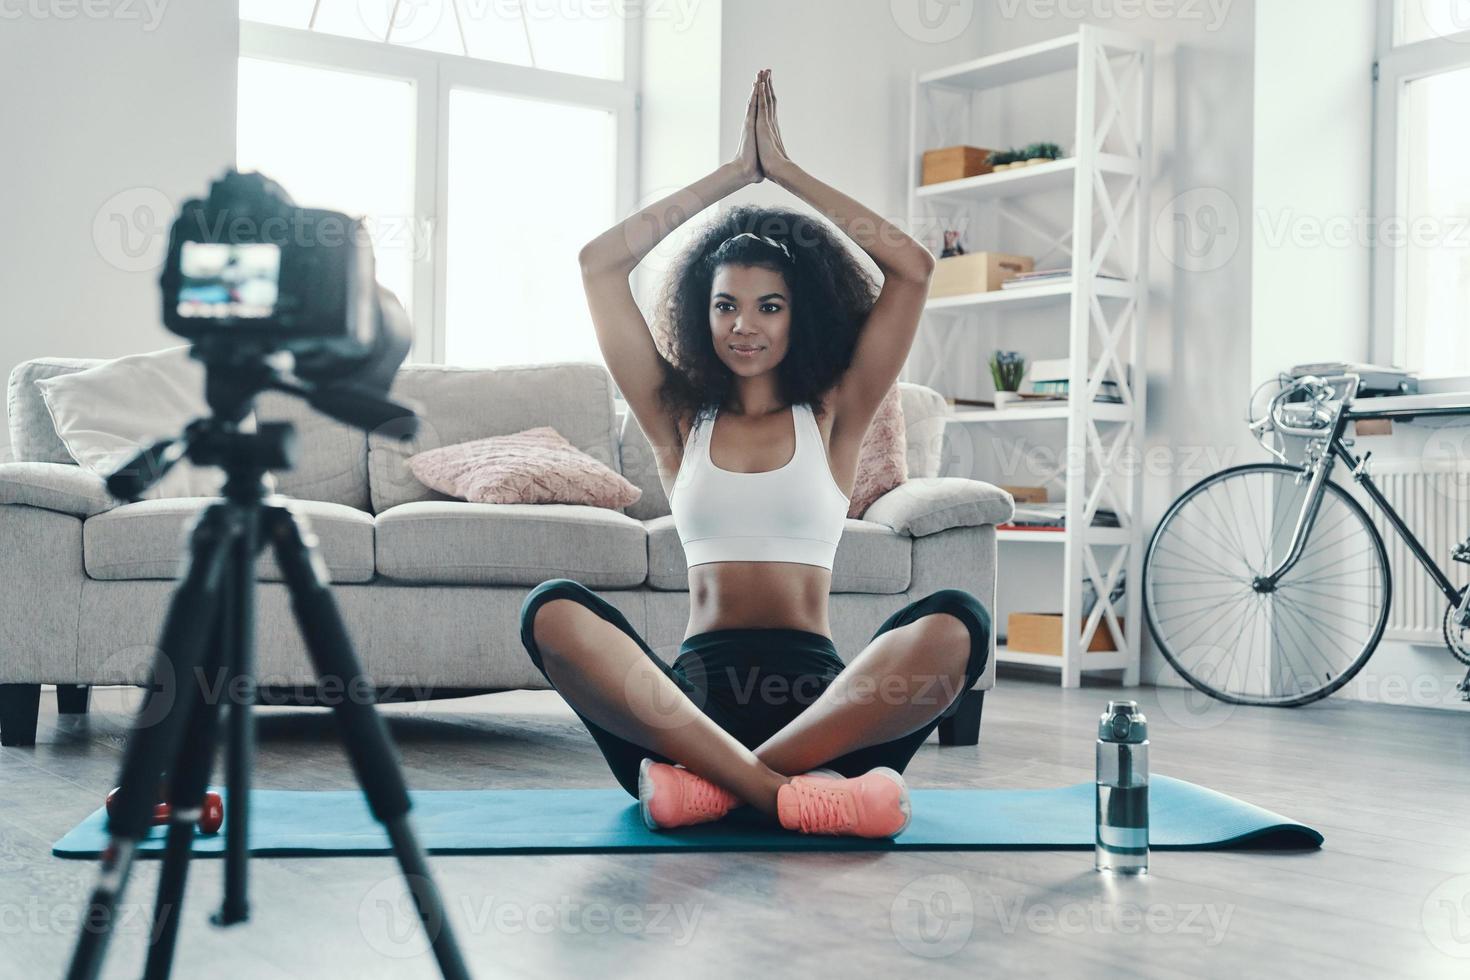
left=157, top=168, right=410, bottom=402
left=105, top=169, right=417, bottom=501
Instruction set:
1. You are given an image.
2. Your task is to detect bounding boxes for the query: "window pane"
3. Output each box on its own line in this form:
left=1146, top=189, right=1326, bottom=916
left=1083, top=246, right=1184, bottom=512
left=1400, top=66, right=1470, bottom=375
left=445, top=89, right=616, bottom=368
left=238, top=0, right=312, bottom=29
left=520, top=1, right=625, bottom=80
left=378, top=0, right=468, bottom=56
left=241, top=1, right=623, bottom=79
left=241, top=0, right=389, bottom=41
left=312, top=0, right=392, bottom=42
left=458, top=3, right=534, bottom=67
left=1396, top=0, right=1470, bottom=44
left=235, top=57, right=418, bottom=319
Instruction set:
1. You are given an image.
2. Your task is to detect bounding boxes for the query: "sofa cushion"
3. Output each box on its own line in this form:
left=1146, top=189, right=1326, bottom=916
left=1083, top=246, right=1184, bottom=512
left=374, top=500, right=647, bottom=587
left=367, top=362, right=622, bottom=515
left=35, top=346, right=260, bottom=500
left=8, top=357, right=110, bottom=464
left=899, top=383, right=950, bottom=480
left=83, top=498, right=375, bottom=583
left=643, top=514, right=911, bottom=594
left=618, top=410, right=672, bottom=522
left=846, top=382, right=907, bottom=518
left=0, top=462, right=115, bottom=517
left=254, top=390, right=370, bottom=511
left=6, top=357, right=368, bottom=510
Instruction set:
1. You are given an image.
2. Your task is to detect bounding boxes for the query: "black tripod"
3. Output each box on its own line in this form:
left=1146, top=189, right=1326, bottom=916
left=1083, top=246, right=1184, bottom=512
left=65, top=381, right=471, bottom=979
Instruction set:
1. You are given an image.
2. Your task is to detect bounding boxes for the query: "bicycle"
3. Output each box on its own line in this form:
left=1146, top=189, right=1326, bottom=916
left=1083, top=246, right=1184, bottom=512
left=1142, top=371, right=1470, bottom=706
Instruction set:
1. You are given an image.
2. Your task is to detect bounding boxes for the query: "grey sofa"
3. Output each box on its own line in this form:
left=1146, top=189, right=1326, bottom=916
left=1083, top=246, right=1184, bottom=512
left=0, top=358, right=1014, bottom=747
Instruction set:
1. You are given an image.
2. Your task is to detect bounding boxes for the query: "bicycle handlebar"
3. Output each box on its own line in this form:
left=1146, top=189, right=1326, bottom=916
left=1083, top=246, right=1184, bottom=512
left=1255, top=373, right=1361, bottom=440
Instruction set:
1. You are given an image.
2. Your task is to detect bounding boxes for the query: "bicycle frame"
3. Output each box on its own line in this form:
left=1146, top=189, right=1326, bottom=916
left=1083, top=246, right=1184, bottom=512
left=1260, top=384, right=1467, bottom=616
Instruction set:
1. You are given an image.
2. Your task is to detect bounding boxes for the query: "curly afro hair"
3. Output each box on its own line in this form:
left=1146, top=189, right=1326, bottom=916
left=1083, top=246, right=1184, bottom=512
left=651, top=204, right=878, bottom=446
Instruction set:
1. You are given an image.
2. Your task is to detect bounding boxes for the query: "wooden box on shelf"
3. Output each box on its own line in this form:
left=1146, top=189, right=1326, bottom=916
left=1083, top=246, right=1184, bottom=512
left=921, top=145, right=994, bottom=185
left=929, top=252, right=1034, bottom=298
left=999, top=485, right=1048, bottom=503
left=1006, top=612, right=1122, bottom=655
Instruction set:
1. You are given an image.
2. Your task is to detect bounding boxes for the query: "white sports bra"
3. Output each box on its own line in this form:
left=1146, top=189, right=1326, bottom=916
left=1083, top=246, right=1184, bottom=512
left=669, top=401, right=850, bottom=570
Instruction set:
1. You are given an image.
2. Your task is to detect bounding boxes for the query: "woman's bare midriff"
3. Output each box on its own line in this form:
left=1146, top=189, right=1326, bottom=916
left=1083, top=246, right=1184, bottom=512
left=683, top=561, right=834, bottom=641
left=666, top=397, right=844, bottom=642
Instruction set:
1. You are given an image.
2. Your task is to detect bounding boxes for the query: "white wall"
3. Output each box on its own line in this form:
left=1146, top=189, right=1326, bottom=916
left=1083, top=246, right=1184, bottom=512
left=717, top=4, right=957, bottom=220
left=0, top=3, right=239, bottom=459
left=1250, top=0, right=1375, bottom=380
left=714, top=0, right=991, bottom=270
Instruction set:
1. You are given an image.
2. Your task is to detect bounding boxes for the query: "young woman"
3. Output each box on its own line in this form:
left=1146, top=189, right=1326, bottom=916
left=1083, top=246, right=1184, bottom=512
left=518, top=69, right=991, bottom=838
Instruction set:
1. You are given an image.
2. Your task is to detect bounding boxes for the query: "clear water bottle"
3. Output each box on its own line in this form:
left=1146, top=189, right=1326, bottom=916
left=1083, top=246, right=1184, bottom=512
left=1095, top=699, right=1148, bottom=874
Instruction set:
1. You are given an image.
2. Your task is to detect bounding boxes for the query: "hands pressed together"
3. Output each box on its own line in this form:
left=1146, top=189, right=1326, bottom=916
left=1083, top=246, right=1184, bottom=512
left=734, top=68, right=794, bottom=185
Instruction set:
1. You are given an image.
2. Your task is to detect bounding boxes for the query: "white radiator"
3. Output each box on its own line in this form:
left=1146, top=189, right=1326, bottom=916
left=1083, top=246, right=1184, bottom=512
left=1359, top=466, right=1470, bottom=643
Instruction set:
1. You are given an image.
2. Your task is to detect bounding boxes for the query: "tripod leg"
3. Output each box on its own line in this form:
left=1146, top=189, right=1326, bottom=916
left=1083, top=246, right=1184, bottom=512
left=142, top=559, right=233, bottom=980
left=218, top=507, right=259, bottom=926
left=67, top=505, right=236, bottom=980
left=265, top=504, right=471, bottom=980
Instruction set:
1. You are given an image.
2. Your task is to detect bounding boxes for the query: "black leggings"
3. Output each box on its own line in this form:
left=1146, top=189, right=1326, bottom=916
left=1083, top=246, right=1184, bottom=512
left=518, top=579, right=992, bottom=798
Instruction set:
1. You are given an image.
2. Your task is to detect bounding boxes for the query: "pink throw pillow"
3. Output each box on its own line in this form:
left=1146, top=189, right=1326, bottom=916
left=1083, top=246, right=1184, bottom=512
left=408, top=426, right=642, bottom=508
left=847, top=384, right=908, bottom=518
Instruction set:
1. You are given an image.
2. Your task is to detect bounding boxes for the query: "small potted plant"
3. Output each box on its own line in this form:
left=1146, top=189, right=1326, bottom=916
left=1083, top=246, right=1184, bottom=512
left=987, top=144, right=1065, bottom=171
left=989, top=149, right=1020, bottom=172
left=989, top=350, right=1027, bottom=408
left=1021, top=142, right=1064, bottom=167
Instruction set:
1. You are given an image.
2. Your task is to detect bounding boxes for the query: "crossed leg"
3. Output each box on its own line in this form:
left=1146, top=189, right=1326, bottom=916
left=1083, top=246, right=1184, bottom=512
left=751, top=611, right=974, bottom=776
left=528, top=595, right=789, bottom=817
left=519, top=580, right=990, bottom=818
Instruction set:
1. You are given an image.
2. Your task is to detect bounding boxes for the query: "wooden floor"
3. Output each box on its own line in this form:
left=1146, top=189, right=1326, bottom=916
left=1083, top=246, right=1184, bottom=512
left=2, top=668, right=1468, bottom=980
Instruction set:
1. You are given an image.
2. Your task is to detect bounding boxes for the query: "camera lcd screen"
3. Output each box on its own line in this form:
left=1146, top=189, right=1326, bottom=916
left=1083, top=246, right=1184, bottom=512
left=176, top=242, right=281, bottom=320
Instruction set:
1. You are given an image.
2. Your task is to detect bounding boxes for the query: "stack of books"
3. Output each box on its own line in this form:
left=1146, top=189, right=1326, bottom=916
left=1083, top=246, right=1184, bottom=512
left=1025, top=358, right=1126, bottom=403
left=1001, top=268, right=1126, bottom=290
left=998, top=503, right=1120, bottom=532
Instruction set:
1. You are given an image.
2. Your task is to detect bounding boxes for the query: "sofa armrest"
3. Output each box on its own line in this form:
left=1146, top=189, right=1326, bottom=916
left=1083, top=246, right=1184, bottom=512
left=0, top=504, right=85, bottom=684
left=0, top=462, right=116, bottom=517
left=862, top=478, right=1014, bottom=536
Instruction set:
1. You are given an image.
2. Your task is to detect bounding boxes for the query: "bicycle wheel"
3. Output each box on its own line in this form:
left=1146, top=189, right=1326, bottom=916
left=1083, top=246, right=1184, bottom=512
left=1144, top=463, right=1391, bottom=706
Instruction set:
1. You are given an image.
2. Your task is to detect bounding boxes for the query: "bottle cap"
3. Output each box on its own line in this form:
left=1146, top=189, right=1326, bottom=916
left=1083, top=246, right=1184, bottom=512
left=1098, top=699, right=1147, bottom=743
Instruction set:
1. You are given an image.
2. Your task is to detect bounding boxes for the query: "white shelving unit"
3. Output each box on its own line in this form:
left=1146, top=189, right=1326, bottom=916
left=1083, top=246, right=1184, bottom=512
left=904, top=26, right=1154, bottom=688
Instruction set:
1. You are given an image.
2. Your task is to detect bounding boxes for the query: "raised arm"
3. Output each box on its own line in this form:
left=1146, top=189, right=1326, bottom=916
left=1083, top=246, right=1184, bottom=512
left=753, top=69, right=935, bottom=446
left=578, top=80, right=763, bottom=461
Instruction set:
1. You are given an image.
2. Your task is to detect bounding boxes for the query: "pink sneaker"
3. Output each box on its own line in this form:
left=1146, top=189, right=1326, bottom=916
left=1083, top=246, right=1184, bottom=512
left=638, top=759, right=741, bottom=830
left=777, top=766, right=911, bottom=838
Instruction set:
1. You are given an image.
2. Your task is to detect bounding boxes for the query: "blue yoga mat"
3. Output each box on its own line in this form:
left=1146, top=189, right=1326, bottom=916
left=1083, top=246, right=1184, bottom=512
left=51, top=774, right=1320, bottom=857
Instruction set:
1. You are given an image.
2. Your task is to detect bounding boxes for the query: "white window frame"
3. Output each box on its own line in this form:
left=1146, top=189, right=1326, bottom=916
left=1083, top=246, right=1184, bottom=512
left=239, top=19, right=641, bottom=364
left=1370, top=1, right=1470, bottom=375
